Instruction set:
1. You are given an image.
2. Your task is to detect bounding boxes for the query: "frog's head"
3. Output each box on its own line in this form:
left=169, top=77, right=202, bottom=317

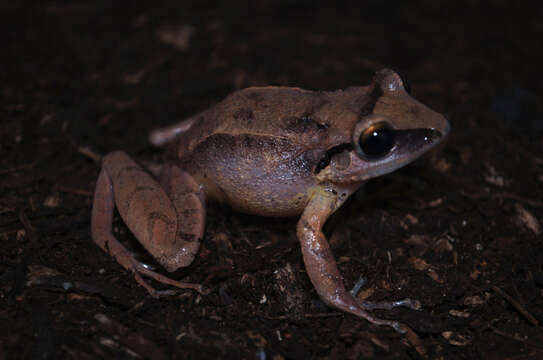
left=316, top=69, right=450, bottom=184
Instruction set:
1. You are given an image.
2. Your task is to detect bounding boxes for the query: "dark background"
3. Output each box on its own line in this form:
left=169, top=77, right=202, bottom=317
left=2, top=1, right=543, bottom=359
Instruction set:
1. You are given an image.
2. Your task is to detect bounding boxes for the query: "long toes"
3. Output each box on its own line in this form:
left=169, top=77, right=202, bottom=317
left=358, top=297, right=422, bottom=311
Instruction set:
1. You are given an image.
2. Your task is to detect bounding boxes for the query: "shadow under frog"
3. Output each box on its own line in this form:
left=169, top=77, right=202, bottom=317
left=91, top=69, right=450, bottom=333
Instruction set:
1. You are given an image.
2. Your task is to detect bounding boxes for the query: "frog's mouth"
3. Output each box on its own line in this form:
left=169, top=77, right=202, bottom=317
left=314, top=127, right=446, bottom=184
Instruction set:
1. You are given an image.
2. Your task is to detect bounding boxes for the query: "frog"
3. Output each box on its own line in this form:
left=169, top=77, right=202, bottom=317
left=91, top=69, right=449, bottom=333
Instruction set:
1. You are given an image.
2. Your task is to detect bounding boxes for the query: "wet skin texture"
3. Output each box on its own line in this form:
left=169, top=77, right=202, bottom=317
left=91, top=69, right=450, bottom=332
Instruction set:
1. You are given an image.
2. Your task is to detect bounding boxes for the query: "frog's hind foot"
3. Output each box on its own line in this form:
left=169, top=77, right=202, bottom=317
left=133, top=261, right=209, bottom=297
left=104, top=233, right=206, bottom=298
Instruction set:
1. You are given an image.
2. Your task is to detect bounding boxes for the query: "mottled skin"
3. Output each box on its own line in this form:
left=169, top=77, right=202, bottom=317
left=92, top=69, right=449, bottom=332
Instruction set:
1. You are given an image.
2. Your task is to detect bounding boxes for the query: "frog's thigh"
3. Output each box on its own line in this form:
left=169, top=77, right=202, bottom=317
left=297, top=193, right=407, bottom=333
left=158, top=164, right=205, bottom=269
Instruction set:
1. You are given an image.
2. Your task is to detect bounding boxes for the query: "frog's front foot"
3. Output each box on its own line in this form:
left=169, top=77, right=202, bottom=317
left=358, top=297, right=421, bottom=311
left=350, top=276, right=421, bottom=311
left=91, top=151, right=206, bottom=297
left=297, top=193, right=416, bottom=334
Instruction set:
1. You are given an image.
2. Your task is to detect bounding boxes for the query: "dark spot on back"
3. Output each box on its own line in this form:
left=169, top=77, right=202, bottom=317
left=285, top=115, right=329, bottom=134
left=232, top=108, right=254, bottom=122
left=245, top=91, right=263, bottom=102
left=312, top=97, right=330, bottom=113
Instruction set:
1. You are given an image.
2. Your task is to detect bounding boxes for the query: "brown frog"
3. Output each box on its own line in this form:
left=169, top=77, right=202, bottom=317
left=91, top=69, right=449, bottom=332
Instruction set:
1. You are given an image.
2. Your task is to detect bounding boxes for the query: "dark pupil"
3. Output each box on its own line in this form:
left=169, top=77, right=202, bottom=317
left=359, top=123, right=395, bottom=158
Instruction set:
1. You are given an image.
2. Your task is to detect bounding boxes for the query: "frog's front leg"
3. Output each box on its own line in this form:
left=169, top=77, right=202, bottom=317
left=297, top=191, right=418, bottom=333
left=91, top=151, right=206, bottom=297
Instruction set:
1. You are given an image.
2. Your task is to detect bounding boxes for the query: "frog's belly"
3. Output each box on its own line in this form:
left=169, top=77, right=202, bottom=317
left=199, top=171, right=314, bottom=217
left=180, top=134, right=322, bottom=217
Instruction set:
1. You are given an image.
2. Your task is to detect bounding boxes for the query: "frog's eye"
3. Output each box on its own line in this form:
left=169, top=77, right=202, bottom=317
left=356, top=122, right=396, bottom=159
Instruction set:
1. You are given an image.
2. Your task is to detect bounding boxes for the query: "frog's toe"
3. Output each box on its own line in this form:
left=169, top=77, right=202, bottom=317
left=349, top=275, right=421, bottom=311
left=358, top=297, right=422, bottom=311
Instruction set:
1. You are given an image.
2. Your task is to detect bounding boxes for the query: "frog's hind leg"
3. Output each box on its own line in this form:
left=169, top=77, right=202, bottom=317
left=91, top=150, right=206, bottom=297
left=148, top=116, right=197, bottom=146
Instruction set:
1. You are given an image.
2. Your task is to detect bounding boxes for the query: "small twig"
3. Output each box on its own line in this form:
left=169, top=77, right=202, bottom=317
left=7, top=209, right=38, bottom=301
left=490, top=325, right=543, bottom=351
left=492, top=286, right=539, bottom=326
left=257, top=311, right=342, bottom=320
left=18, top=209, right=38, bottom=243
left=0, top=229, right=21, bottom=237
left=56, top=186, right=93, bottom=197
left=7, top=254, right=30, bottom=302
left=0, top=162, right=35, bottom=175
left=303, top=312, right=342, bottom=319
left=238, top=229, right=254, bottom=247
left=95, top=313, right=167, bottom=360
left=77, top=145, right=102, bottom=164
left=461, top=191, right=543, bottom=209
left=405, top=326, right=427, bottom=358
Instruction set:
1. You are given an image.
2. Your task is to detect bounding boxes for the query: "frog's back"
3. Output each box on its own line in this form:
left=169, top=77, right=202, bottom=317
left=179, top=86, right=373, bottom=154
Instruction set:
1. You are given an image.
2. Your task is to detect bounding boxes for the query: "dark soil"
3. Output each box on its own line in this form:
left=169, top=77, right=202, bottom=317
left=2, top=1, right=543, bottom=359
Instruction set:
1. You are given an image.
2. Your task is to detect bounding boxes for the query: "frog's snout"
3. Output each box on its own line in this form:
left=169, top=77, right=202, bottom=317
left=431, top=114, right=451, bottom=141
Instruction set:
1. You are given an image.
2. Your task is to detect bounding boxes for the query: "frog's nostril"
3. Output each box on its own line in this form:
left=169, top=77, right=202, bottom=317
left=432, top=117, right=450, bottom=140
left=424, top=129, right=443, bottom=143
